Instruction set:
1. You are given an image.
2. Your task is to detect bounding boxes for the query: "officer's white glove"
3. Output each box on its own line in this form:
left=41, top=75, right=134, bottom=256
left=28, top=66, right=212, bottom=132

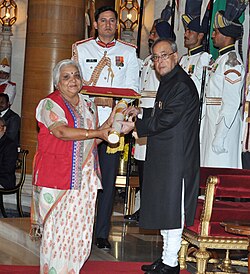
left=212, top=118, right=229, bottom=154
left=212, top=136, right=228, bottom=154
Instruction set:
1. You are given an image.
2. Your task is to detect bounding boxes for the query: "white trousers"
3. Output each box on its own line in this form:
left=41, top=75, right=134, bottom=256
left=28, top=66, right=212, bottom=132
left=160, top=180, right=185, bottom=267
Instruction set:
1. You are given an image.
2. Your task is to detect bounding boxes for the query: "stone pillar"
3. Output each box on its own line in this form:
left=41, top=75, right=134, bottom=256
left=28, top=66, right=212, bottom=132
left=0, top=26, right=13, bottom=66
left=20, top=0, right=85, bottom=174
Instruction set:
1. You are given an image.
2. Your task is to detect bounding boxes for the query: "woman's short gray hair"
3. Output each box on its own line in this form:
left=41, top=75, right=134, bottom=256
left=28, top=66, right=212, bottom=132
left=53, top=59, right=83, bottom=88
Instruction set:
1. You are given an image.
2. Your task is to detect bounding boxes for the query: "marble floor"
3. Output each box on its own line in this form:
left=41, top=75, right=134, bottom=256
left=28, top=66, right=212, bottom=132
left=0, top=191, right=248, bottom=274
left=0, top=193, right=164, bottom=267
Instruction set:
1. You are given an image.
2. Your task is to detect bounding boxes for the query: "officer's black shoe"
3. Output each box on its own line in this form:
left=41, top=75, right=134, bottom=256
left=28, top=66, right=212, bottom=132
left=141, top=258, right=162, bottom=271
left=95, top=238, right=111, bottom=250
left=145, top=262, right=180, bottom=274
left=124, top=209, right=140, bottom=222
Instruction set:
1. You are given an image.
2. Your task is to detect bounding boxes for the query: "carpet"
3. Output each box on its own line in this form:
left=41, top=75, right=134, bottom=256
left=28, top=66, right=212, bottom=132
left=0, top=261, right=191, bottom=273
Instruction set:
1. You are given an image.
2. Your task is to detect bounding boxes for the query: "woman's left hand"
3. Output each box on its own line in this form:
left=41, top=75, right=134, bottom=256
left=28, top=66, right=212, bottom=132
left=105, top=104, right=118, bottom=128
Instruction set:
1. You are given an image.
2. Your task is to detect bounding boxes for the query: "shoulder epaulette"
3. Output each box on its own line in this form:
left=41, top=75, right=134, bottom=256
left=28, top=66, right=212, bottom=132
left=9, top=81, right=16, bottom=86
left=75, top=37, right=95, bottom=46
left=225, top=52, right=241, bottom=67
left=117, top=39, right=137, bottom=48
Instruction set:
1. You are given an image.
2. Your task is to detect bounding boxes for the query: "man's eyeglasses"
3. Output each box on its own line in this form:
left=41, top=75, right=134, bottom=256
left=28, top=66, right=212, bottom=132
left=151, top=52, right=175, bottom=62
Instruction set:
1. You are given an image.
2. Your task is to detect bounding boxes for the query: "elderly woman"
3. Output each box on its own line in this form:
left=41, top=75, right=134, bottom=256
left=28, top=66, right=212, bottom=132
left=30, top=59, right=113, bottom=274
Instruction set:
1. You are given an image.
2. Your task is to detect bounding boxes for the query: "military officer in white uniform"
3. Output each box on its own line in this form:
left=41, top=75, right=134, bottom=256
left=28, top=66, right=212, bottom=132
left=200, top=10, right=245, bottom=168
left=180, top=14, right=212, bottom=142
left=72, top=5, right=139, bottom=250
left=180, top=14, right=212, bottom=97
left=125, top=20, right=176, bottom=223
left=0, top=59, right=16, bottom=105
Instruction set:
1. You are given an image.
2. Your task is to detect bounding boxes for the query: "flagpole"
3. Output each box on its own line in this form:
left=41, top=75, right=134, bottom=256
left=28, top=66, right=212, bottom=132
left=170, top=0, right=176, bottom=29
left=198, top=0, right=214, bottom=128
left=123, top=133, right=133, bottom=215
left=136, top=0, right=144, bottom=57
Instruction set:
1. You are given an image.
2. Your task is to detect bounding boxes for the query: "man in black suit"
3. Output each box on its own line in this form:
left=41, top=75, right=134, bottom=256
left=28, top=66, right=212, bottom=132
left=0, top=117, right=18, bottom=189
left=0, top=93, right=20, bottom=146
left=121, top=38, right=200, bottom=274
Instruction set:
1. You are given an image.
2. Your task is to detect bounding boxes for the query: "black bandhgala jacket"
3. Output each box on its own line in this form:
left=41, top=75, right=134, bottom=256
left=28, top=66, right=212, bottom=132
left=136, top=64, right=200, bottom=230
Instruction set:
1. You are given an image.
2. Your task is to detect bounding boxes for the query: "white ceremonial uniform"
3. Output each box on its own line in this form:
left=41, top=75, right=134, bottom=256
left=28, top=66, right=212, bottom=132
left=134, top=55, right=158, bottom=161
left=179, top=45, right=211, bottom=96
left=0, top=80, right=16, bottom=105
left=179, top=45, right=211, bottom=143
left=72, top=37, right=139, bottom=125
left=200, top=45, right=244, bottom=168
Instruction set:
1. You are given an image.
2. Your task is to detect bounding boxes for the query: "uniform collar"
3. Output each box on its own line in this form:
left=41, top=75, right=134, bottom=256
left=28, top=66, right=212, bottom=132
left=188, top=45, right=203, bottom=56
left=219, top=44, right=235, bottom=56
left=0, top=79, right=8, bottom=85
left=96, top=38, right=116, bottom=48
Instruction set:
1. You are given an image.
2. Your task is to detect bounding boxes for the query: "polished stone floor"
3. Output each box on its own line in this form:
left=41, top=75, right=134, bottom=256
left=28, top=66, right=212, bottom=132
left=0, top=191, right=248, bottom=274
left=0, top=192, right=164, bottom=267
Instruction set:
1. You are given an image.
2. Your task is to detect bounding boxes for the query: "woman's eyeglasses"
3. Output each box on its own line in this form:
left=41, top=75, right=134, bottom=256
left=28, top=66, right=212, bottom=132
left=151, top=52, right=175, bottom=62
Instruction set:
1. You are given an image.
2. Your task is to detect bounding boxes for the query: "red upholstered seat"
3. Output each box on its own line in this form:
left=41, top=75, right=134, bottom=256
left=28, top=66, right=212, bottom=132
left=189, top=199, right=250, bottom=237
left=179, top=167, right=250, bottom=273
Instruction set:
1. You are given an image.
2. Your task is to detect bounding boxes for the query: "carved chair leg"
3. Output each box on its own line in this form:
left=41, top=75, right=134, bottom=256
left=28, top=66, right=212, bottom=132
left=179, top=239, right=189, bottom=270
left=0, top=194, right=8, bottom=218
left=195, top=247, right=210, bottom=274
left=218, top=249, right=235, bottom=273
left=17, top=190, right=24, bottom=217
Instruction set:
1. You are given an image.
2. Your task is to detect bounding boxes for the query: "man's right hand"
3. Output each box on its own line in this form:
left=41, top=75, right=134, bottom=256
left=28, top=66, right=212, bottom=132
left=124, top=106, right=141, bottom=119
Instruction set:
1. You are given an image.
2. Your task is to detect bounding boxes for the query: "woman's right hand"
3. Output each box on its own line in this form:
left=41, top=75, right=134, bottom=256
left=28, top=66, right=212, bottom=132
left=97, top=127, right=112, bottom=143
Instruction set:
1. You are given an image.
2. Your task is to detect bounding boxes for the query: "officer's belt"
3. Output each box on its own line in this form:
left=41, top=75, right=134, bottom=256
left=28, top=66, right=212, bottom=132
left=206, top=97, right=222, bottom=105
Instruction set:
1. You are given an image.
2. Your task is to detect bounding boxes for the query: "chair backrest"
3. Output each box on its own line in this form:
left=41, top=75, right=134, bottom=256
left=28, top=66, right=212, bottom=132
left=200, top=167, right=250, bottom=198
left=200, top=167, right=250, bottom=188
left=16, top=149, right=29, bottom=188
left=198, top=167, right=250, bottom=236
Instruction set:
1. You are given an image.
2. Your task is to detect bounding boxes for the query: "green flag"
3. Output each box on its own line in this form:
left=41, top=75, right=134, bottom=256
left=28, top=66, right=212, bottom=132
left=210, top=0, right=245, bottom=60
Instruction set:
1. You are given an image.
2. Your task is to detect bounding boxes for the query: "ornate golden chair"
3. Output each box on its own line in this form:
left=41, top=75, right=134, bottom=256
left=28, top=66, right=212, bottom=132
left=0, top=149, right=29, bottom=217
left=179, top=167, right=250, bottom=273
